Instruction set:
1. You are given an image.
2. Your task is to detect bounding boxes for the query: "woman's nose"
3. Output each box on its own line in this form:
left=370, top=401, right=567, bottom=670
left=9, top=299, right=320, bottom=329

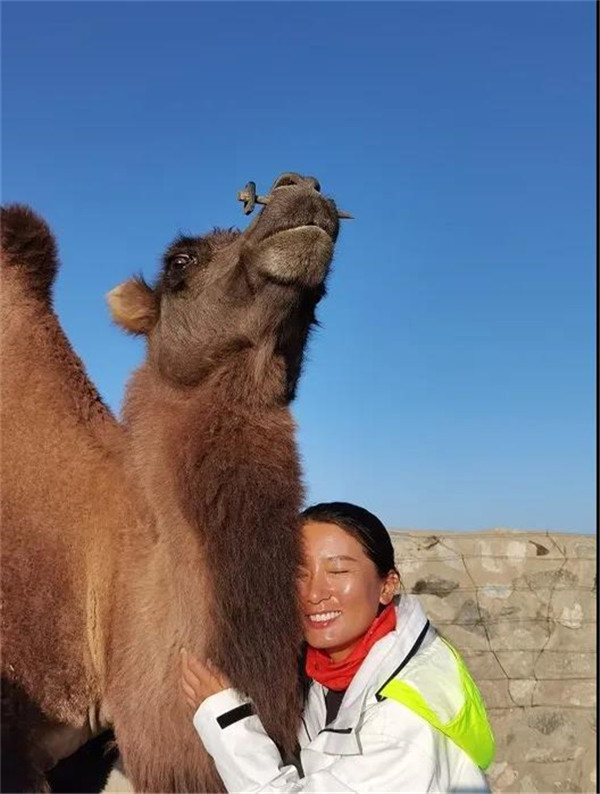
left=301, top=574, right=331, bottom=604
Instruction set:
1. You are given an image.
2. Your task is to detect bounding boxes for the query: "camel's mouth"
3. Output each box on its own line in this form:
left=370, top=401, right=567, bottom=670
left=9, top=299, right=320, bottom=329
left=261, top=209, right=338, bottom=243
left=252, top=225, right=334, bottom=287
left=265, top=224, right=333, bottom=243
left=246, top=184, right=340, bottom=252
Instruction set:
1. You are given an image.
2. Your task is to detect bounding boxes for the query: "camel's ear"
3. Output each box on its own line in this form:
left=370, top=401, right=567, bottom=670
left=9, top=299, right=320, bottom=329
left=107, top=276, right=158, bottom=334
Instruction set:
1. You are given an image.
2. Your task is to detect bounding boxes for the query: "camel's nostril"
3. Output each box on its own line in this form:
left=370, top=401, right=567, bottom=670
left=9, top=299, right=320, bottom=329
left=273, top=173, right=299, bottom=189
left=272, top=173, right=321, bottom=193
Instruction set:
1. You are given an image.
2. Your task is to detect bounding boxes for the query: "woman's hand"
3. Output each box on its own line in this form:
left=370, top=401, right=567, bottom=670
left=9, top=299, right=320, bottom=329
left=180, top=648, right=232, bottom=712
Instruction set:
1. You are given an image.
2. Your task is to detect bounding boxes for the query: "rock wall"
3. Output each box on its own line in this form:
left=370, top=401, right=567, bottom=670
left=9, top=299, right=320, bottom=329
left=390, top=529, right=596, bottom=794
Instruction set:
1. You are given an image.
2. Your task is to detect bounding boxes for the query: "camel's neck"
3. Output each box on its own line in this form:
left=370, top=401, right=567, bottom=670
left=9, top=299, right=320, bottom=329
left=149, top=340, right=291, bottom=409
left=122, top=358, right=294, bottom=538
left=121, top=359, right=304, bottom=749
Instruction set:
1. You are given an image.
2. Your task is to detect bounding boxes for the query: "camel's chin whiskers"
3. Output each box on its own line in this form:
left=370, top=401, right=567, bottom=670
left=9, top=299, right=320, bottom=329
left=253, top=226, right=333, bottom=288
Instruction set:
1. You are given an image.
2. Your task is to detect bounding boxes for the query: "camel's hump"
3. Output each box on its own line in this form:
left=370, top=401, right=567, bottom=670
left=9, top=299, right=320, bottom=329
left=1, top=204, right=59, bottom=301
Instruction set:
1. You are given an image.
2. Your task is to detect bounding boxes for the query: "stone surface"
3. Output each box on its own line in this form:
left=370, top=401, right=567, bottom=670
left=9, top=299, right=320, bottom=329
left=495, top=650, right=538, bottom=679
left=534, top=649, right=596, bottom=679
left=390, top=530, right=597, bottom=793
left=488, top=618, right=553, bottom=652
left=532, top=680, right=597, bottom=708
left=508, top=678, right=537, bottom=706
left=545, top=621, right=596, bottom=652
left=460, top=649, right=507, bottom=680
left=487, top=705, right=596, bottom=792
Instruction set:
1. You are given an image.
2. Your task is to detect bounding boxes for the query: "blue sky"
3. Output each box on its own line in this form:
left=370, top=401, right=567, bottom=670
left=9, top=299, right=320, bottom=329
left=2, top=2, right=595, bottom=533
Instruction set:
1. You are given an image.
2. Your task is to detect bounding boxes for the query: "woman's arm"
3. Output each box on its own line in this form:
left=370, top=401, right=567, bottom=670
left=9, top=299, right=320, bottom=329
left=182, top=650, right=489, bottom=794
left=182, top=650, right=306, bottom=791
left=194, top=690, right=446, bottom=793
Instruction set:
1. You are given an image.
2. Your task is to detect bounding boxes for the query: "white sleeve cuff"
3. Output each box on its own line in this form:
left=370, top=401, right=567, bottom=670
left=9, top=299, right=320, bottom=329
left=192, top=688, right=296, bottom=792
left=193, top=687, right=251, bottom=733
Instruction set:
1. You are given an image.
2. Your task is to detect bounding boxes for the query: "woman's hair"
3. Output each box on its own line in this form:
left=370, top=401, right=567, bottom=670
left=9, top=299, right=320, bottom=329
left=300, top=501, right=399, bottom=578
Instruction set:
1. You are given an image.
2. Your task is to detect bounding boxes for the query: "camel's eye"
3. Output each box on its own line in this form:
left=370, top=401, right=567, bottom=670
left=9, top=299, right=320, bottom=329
left=161, top=235, right=212, bottom=294
left=172, top=253, right=193, bottom=268
left=162, top=251, right=197, bottom=293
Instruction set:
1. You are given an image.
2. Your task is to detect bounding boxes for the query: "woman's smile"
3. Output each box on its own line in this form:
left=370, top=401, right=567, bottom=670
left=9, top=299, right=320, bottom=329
left=305, top=610, right=342, bottom=628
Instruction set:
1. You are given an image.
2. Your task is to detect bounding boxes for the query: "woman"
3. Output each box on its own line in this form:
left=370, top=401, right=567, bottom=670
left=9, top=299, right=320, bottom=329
left=181, top=502, right=494, bottom=792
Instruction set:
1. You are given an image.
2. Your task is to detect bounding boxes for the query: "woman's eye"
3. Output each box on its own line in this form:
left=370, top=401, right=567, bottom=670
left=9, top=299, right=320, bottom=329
left=330, top=570, right=349, bottom=575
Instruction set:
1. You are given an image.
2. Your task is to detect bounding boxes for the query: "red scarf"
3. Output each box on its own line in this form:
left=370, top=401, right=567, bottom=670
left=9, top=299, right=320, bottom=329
left=305, top=604, right=397, bottom=691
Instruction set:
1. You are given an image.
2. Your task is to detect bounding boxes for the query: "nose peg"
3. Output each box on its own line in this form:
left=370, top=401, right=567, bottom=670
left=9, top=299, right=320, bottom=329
left=236, top=177, right=353, bottom=218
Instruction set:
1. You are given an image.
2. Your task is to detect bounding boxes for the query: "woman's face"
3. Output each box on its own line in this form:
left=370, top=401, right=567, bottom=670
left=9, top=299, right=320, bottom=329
left=298, top=520, right=398, bottom=662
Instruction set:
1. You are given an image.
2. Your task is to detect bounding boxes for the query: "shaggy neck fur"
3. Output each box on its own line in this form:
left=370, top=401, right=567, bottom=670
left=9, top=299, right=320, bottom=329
left=122, top=346, right=304, bottom=751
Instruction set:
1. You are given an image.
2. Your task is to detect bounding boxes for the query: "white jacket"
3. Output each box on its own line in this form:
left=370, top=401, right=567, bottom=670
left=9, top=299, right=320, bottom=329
left=193, top=596, right=492, bottom=793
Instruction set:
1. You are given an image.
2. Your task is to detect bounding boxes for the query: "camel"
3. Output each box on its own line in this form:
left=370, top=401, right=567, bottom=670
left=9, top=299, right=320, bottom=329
left=0, top=173, right=342, bottom=792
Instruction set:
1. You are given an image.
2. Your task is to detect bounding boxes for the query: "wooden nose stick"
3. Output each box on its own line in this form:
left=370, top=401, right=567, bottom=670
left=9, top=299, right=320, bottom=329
left=237, top=181, right=353, bottom=219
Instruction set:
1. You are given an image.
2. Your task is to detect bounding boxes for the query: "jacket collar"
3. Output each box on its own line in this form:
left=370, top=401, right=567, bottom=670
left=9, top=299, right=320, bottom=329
left=306, top=595, right=434, bottom=755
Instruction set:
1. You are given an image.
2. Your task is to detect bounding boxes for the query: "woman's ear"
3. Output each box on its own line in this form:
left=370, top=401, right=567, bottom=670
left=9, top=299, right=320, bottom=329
left=107, top=276, right=158, bottom=335
left=380, top=570, right=400, bottom=605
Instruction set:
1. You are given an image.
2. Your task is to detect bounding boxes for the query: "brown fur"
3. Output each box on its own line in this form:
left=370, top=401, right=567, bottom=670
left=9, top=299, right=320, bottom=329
left=1, top=205, right=131, bottom=790
left=0, top=204, right=59, bottom=302
left=1, top=176, right=341, bottom=792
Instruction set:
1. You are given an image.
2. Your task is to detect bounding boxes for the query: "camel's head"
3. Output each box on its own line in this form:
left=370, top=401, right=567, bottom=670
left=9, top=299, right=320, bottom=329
left=108, top=173, right=343, bottom=401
